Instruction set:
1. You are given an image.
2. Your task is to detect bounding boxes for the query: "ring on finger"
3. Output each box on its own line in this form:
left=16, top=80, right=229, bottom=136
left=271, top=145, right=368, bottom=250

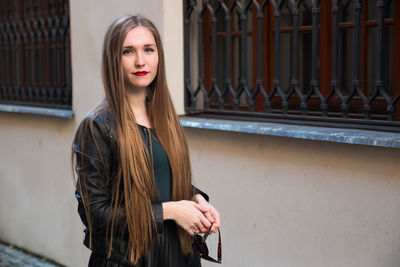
left=192, top=227, right=197, bottom=234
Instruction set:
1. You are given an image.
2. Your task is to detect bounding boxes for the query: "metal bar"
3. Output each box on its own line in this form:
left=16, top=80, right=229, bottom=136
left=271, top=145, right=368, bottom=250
left=330, top=0, right=347, bottom=117
left=4, top=0, right=11, bottom=101
left=290, top=1, right=298, bottom=86
left=239, top=5, right=247, bottom=83
left=230, top=2, right=242, bottom=110
left=271, top=1, right=287, bottom=114
left=236, top=2, right=253, bottom=111
left=60, top=0, right=67, bottom=104
left=29, top=0, right=36, bottom=102
left=259, top=0, right=271, bottom=112
left=56, top=0, right=71, bottom=107
left=375, top=0, right=384, bottom=84
left=7, top=0, right=14, bottom=101
left=38, top=0, right=45, bottom=102
left=31, top=0, right=38, bottom=101
left=211, top=5, right=216, bottom=82
left=331, top=1, right=339, bottom=83
left=223, top=2, right=235, bottom=109
left=209, top=3, right=223, bottom=109
left=50, top=0, right=58, bottom=104
left=311, top=1, right=319, bottom=83
left=241, top=3, right=253, bottom=111
left=225, top=4, right=231, bottom=81
left=9, top=0, right=16, bottom=101
left=310, top=0, right=326, bottom=116
left=45, top=0, right=51, bottom=102
left=353, top=0, right=368, bottom=113
left=341, top=1, right=357, bottom=111
left=331, top=0, right=339, bottom=86
left=273, top=2, right=280, bottom=83
left=32, top=0, right=40, bottom=101
left=254, top=0, right=269, bottom=112
left=13, top=0, right=20, bottom=100
left=65, top=0, right=72, bottom=107
left=24, top=0, right=32, bottom=102
left=290, top=0, right=306, bottom=115
left=184, top=0, right=191, bottom=108
left=54, top=0, right=60, bottom=104
left=17, top=0, right=26, bottom=102
left=196, top=6, right=204, bottom=108
left=0, top=0, right=4, bottom=100
left=353, top=1, right=361, bottom=83
left=198, top=5, right=203, bottom=88
left=256, top=2, right=263, bottom=83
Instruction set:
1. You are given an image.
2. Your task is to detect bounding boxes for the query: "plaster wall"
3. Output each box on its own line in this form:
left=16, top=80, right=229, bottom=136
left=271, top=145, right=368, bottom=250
left=186, top=128, right=400, bottom=267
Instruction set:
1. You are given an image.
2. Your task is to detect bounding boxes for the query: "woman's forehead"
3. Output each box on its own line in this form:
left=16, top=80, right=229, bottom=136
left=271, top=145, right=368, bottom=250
left=123, top=26, right=156, bottom=47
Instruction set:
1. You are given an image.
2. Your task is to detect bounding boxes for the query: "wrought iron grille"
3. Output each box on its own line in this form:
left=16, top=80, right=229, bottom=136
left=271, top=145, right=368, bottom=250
left=0, top=0, right=72, bottom=109
left=184, top=0, right=400, bottom=132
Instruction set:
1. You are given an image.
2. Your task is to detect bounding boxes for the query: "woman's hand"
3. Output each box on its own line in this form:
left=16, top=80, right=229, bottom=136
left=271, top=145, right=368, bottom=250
left=193, top=194, right=221, bottom=234
left=162, top=200, right=212, bottom=235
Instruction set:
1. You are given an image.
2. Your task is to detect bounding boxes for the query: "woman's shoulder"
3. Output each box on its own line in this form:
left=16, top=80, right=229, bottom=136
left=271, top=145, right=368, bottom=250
left=74, top=104, right=118, bottom=144
left=81, top=104, right=116, bottom=132
left=72, top=106, right=117, bottom=163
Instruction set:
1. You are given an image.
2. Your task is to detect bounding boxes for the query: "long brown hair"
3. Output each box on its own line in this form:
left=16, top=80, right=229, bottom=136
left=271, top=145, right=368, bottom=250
left=73, top=14, right=193, bottom=264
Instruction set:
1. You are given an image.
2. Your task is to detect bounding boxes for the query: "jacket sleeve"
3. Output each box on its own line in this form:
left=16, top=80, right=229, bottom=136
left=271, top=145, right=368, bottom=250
left=73, top=117, right=164, bottom=234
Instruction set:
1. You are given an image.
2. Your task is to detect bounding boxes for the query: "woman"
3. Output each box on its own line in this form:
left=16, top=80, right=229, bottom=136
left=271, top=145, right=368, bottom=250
left=72, top=14, right=220, bottom=267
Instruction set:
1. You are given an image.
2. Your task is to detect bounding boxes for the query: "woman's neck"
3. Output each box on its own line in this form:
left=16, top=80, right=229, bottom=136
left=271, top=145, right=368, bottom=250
left=126, top=87, right=152, bottom=128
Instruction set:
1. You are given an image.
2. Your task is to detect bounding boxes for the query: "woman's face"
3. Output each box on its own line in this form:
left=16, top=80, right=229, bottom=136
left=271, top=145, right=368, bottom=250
left=121, top=26, right=159, bottom=92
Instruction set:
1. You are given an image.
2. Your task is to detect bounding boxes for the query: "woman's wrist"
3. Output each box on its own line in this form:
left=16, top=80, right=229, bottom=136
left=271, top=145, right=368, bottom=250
left=162, top=201, right=176, bottom=221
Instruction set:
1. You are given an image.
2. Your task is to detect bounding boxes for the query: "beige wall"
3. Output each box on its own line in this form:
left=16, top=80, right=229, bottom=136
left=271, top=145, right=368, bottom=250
left=1, top=1, right=400, bottom=267
left=187, top=128, right=400, bottom=267
left=0, top=114, right=78, bottom=264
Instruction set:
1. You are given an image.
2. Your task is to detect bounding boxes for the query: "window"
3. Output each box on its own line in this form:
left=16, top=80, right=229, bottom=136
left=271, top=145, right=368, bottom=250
left=0, top=0, right=72, bottom=110
left=184, top=0, right=400, bottom=132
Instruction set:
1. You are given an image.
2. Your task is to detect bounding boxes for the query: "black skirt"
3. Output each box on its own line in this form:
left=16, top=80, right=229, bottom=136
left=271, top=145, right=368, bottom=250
left=88, top=221, right=201, bottom=267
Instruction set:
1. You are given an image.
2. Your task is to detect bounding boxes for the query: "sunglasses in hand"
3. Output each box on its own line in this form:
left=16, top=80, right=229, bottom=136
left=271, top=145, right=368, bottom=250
left=192, top=223, right=222, bottom=264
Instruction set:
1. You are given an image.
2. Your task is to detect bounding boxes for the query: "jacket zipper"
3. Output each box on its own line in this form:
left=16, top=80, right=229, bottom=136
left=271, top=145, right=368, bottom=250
left=145, top=127, right=154, bottom=168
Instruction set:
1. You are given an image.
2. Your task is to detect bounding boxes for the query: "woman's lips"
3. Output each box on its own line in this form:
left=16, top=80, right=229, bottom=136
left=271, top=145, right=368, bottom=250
left=134, top=71, right=148, bottom=76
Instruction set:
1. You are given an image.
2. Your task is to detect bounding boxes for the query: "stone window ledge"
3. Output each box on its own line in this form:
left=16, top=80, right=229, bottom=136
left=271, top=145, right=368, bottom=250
left=0, top=104, right=74, bottom=119
left=180, top=116, right=400, bottom=149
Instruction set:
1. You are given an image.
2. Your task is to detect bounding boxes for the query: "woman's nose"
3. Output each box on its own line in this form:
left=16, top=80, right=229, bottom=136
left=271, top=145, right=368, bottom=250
left=135, top=53, right=145, bottom=67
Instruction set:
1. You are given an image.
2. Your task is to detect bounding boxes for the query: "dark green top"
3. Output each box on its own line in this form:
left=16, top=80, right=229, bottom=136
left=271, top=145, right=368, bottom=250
left=139, top=125, right=172, bottom=202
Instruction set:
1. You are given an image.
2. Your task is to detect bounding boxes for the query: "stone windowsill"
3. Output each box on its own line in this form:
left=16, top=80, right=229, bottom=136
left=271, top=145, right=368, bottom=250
left=0, top=104, right=74, bottom=119
left=1, top=105, right=398, bottom=149
left=179, top=116, right=400, bottom=149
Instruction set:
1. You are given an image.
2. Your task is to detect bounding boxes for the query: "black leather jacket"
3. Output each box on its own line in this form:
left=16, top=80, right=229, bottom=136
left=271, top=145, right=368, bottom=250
left=72, top=109, right=208, bottom=264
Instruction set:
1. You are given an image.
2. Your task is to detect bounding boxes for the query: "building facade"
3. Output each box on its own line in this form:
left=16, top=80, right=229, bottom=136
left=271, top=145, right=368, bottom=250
left=0, top=1, right=400, bottom=267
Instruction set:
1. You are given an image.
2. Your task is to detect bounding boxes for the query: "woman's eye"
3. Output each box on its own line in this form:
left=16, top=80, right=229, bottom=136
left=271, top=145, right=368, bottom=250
left=123, top=49, right=133, bottom=55
left=144, top=48, right=155, bottom=53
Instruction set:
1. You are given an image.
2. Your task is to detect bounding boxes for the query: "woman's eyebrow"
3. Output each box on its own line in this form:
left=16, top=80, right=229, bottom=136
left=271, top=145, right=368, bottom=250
left=122, top=44, right=156, bottom=48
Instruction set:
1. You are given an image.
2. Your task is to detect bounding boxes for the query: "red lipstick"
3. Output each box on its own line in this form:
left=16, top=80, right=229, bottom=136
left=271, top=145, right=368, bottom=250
left=134, top=71, right=148, bottom=76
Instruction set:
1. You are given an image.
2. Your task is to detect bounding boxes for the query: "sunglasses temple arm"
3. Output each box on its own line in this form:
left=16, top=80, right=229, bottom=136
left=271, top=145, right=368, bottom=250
left=217, top=229, right=222, bottom=262
left=202, top=223, right=213, bottom=242
left=202, top=255, right=222, bottom=264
